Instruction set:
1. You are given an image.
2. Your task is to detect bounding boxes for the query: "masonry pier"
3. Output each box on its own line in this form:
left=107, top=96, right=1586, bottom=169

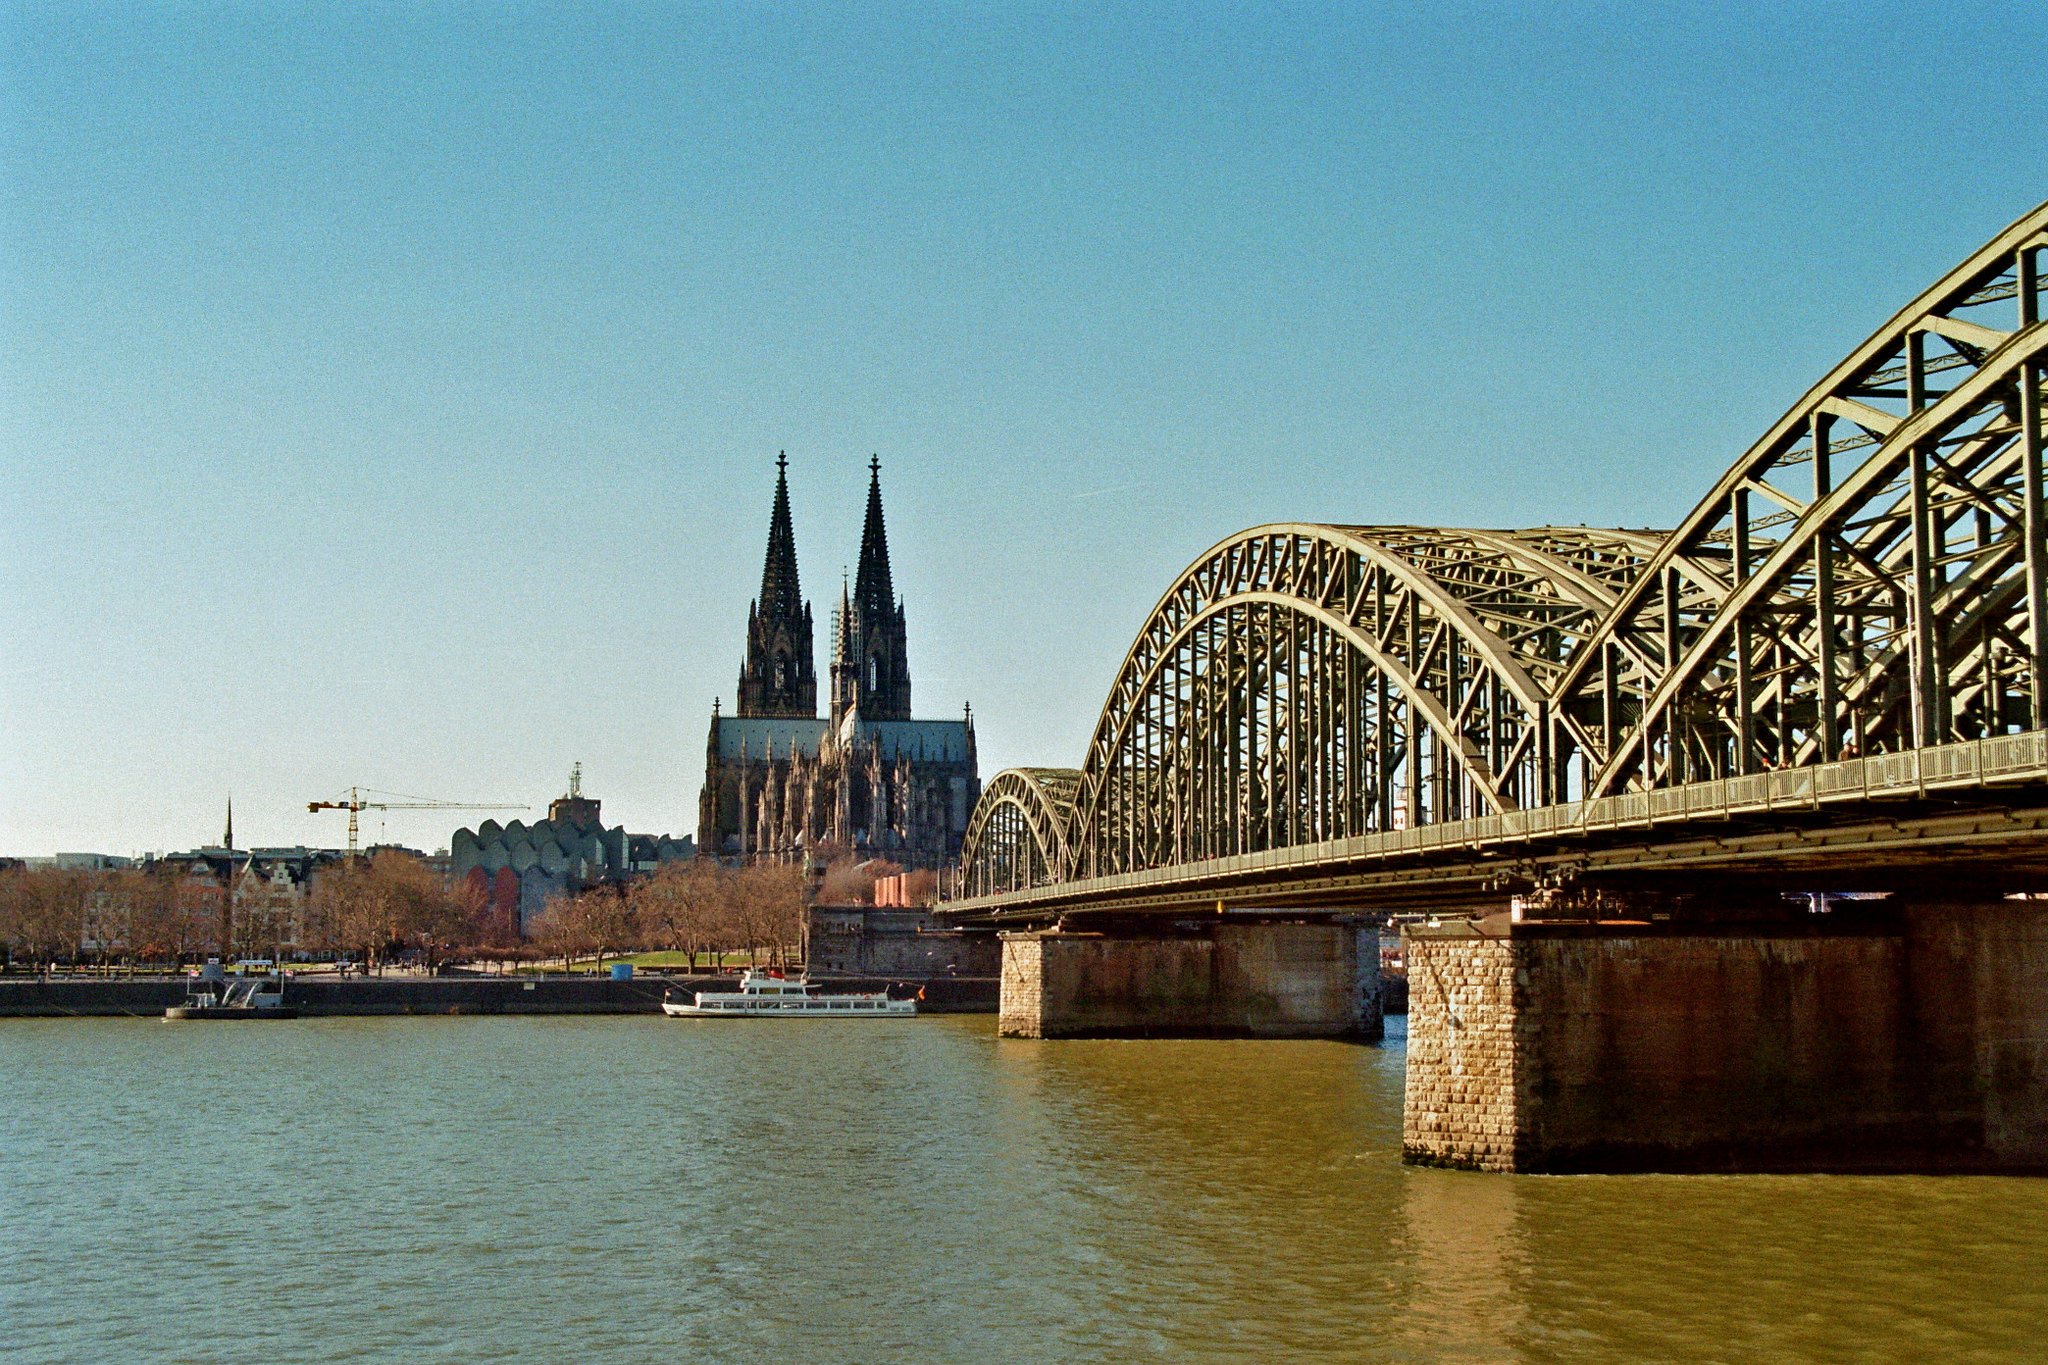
left=1402, top=896, right=2048, bottom=1173
left=999, top=920, right=1381, bottom=1039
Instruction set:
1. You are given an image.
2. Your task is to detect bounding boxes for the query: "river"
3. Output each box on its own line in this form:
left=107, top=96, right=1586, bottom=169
left=3, top=1015, right=2043, bottom=1362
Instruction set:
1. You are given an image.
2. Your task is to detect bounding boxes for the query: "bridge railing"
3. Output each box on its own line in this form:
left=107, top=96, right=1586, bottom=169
left=949, top=730, right=2048, bottom=914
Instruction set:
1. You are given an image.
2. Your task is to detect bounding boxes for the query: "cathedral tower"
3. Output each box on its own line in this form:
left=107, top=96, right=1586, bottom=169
left=736, top=454, right=817, bottom=718
left=832, top=457, right=912, bottom=724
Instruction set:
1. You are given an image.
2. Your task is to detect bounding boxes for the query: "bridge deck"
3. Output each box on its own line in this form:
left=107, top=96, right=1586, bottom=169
left=945, top=731, right=2048, bottom=923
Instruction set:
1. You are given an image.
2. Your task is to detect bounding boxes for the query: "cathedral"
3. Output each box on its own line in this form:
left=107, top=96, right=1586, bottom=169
left=697, top=455, right=980, bottom=869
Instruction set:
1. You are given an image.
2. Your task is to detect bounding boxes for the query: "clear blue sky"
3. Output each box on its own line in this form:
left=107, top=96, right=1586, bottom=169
left=3, top=2, right=2043, bottom=856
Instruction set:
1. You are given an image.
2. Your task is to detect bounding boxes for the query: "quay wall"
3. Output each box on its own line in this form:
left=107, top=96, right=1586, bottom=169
left=0, top=974, right=998, bottom=1018
left=1402, top=899, right=2048, bottom=1173
left=999, top=923, right=1381, bottom=1040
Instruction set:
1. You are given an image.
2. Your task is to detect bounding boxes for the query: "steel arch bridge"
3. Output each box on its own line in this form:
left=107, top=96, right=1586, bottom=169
left=958, top=201, right=2048, bottom=914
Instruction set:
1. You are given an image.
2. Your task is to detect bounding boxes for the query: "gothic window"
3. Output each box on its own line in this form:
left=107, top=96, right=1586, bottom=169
left=775, top=659, right=787, bottom=689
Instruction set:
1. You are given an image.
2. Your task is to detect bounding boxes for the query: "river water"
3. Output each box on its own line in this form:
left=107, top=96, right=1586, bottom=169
left=3, top=1015, right=2043, bottom=1363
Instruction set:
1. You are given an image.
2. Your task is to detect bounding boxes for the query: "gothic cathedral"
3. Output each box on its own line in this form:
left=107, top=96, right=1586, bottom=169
left=697, top=456, right=980, bottom=868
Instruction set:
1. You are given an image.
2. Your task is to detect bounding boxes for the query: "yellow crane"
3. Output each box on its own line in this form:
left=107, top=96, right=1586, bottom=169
left=308, top=787, right=529, bottom=856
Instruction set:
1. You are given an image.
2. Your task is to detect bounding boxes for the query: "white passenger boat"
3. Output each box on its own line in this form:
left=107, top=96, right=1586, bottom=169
left=661, top=969, right=915, bottom=1019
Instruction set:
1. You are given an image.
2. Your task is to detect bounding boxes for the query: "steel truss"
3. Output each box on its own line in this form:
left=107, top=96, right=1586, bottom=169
left=958, top=767, right=1079, bottom=898
left=1557, top=205, right=2048, bottom=796
left=960, top=202, right=2048, bottom=895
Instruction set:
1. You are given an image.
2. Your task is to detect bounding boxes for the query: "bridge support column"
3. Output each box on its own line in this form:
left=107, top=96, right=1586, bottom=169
left=999, top=921, right=1381, bottom=1040
left=1402, top=897, right=2048, bottom=1173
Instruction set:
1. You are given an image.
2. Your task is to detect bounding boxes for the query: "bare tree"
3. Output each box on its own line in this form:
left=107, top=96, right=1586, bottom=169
left=528, top=892, right=588, bottom=971
left=0, top=867, right=92, bottom=970
left=629, top=861, right=729, bottom=970
left=818, top=856, right=900, bottom=907
left=311, top=857, right=389, bottom=969
left=817, top=856, right=869, bottom=906
left=560, top=886, right=635, bottom=970
left=127, top=870, right=218, bottom=965
left=733, top=863, right=806, bottom=967
left=310, top=851, right=472, bottom=972
left=386, top=854, right=470, bottom=972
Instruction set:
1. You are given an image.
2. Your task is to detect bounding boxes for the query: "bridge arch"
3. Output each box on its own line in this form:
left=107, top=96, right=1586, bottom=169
left=958, top=767, right=1080, bottom=897
left=1554, top=200, right=2048, bottom=795
left=1065, top=524, right=1648, bottom=878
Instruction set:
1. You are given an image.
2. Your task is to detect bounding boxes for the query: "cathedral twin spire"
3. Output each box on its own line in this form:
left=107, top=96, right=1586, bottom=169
left=736, top=453, right=817, bottom=717
left=835, top=456, right=912, bottom=723
left=851, top=455, right=896, bottom=624
left=736, top=454, right=911, bottom=724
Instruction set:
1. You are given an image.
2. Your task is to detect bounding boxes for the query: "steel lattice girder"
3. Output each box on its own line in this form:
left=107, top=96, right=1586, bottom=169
left=958, top=767, right=1079, bottom=898
left=1556, top=201, right=2048, bottom=796
left=958, top=200, right=2048, bottom=896
left=1058, top=524, right=1664, bottom=879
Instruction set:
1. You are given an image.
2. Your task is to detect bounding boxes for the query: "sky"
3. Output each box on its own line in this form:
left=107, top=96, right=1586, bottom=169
left=2, top=2, right=2044, bottom=857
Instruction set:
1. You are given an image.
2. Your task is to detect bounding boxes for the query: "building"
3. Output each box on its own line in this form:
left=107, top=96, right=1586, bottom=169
left=151, top=845, right=350, bottom=956
left=449, top=770, right=693, bottom=934
left=697, top=455, right=980, bottom=868
left=30, top=853, right=140, bottom=871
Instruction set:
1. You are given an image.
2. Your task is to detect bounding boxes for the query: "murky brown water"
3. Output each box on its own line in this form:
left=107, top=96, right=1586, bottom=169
left=3, top=1015, right=2042, bottom=1362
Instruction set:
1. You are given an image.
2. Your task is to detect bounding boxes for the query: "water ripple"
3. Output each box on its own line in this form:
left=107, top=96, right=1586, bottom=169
left=1, top=1017, right=2043, bottom=1362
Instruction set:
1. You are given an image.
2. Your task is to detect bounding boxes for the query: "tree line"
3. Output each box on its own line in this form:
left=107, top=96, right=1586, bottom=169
left=527, top=860, right=805, bottom=971
left=0, top=854, right=811, bottom=972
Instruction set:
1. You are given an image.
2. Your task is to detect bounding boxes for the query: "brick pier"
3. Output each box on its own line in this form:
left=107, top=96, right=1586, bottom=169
left=1402, top=898, right=2048, bottom=1173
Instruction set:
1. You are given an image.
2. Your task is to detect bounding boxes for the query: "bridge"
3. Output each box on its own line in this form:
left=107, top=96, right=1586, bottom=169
left=948, top=202, right=2048, bottom=1174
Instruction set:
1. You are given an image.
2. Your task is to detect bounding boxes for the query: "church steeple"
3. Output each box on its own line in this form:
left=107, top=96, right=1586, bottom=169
left=737, top=453, right=817, bottom=717
left=833, top=456, right=912, bottom=723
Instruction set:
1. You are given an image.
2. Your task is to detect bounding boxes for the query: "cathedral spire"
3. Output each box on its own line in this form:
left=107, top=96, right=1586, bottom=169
left=759, top=451, right=802, bottom=620
left=223, top=792, right=233, bottom=850
left=737, top=453, right=818, bottom=718
left=852, top=455, right=895, bottom=618
left=833, top=456, right=911, bottom=723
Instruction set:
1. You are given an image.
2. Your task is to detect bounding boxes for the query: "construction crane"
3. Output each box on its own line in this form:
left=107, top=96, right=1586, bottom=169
left=308, top=787, right=529, bottom=856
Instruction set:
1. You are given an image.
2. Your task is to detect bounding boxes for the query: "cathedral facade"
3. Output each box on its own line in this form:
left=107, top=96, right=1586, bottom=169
left=697, top=456, right=980, bottom=869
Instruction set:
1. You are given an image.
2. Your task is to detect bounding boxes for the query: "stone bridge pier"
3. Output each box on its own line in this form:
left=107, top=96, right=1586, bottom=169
left=1402, top=894, right=2048, bottom=1173
left=998, top=919, right=1382, bottom=1040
